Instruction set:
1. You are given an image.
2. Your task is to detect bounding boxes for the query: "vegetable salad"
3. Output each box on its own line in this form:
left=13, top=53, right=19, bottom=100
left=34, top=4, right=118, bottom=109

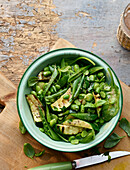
left=26, top=57, right=120, bottom=145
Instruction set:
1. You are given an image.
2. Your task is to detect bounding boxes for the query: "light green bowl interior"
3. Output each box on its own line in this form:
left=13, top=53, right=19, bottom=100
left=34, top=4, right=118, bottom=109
left=17, top=48, right=123, bottom=152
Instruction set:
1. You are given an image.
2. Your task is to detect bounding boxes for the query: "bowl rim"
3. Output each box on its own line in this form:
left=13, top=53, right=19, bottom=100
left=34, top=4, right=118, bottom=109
left=17, top=48, right=123, bottom=152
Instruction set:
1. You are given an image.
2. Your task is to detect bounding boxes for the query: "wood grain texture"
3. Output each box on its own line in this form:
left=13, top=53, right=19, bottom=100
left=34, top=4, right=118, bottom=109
left=0, top=0, right=130, bottom=87
left=0, top=38, right=130, bottom=170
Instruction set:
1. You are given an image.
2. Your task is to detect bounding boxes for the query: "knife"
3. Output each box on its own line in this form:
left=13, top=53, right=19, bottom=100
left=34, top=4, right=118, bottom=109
left=28, top=151, right=130, bottom=170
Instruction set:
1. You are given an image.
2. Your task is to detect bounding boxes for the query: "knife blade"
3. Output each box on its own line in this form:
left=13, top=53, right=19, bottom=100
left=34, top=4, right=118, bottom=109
left=28, top=151, right=130, bottom=170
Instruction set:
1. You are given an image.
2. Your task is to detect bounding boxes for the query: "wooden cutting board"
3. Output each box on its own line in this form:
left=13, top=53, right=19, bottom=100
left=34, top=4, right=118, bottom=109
left=0, top=39, right=130, bottom=170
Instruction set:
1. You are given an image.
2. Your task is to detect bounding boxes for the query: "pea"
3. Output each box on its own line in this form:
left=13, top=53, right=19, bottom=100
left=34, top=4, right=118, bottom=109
left=63, top=94, right=70, bottom=99
left=71, top=139, right=79, bottom=145
left=100, top=91, right=106, bottom=98
left=94, top=82, right=100, bottom=90
left=79, top=94, right=86, bottom=99
left=99, top=118, right=104, bottom=124
left=36, top=85, right=41, bottom=93
left=37, top=82, right=44, bottom=89
left=95, top=119, right=99, bottom=123
left=76, top=133, right=81, bottom=139
left=55, top=84, right=61, bottom=90
left=100, top=82, right=105, bottom=89
left=95, top=87, right=100, bottom=94
left=50, top=119, right=57, bottom=127
left=109, top=97, right=117, bottom=104
left=69, top=136, right=75, bottom=142
left=85, top=93, right=93, bottom=102
left=74, top=99, right=81, bottom=106
left=44, top=66, right=50, bottom=71
left=43, top=83, right=48, bottom=90
left=50, top=87, right=54, bottom=93
left=37, top=89, right=43, bottom=95
left=50, top=98, right=55, bottom=103
left=52, top=85, right=57, bottom=93
left=47, top=91, right=51, bottom=95
left=89, top=75, right=95, bottom=82
left=81, top=130, right=87, bottom=137
left=80, top=105, right=85, bottom=113
left=71, top=104, right=79, bottom=111
left=82, top=99, right=86, bottom=105
left=43, top=71, right=51, bottom=77
left=104, top=85, right=111, bottom=91
left=39, top=128, right=44, bottom=133
left=97, top=72, right=104, bottom=78
left=31, top=91, right=37, bottom=96
left=74, top=64, right=79, bottom=72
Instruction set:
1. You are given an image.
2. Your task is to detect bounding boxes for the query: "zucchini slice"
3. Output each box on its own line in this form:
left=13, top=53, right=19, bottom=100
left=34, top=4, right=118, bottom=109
left=56, top=124, right=83, bottom=135
left=63, top=119, right=92, bottom=129
left=26, top=94, right=45, bottom=122
left=51, top=88, right=72, bottom=111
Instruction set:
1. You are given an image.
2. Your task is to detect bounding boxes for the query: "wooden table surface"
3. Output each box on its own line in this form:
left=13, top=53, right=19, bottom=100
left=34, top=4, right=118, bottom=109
left=0, top=0, right=130, bottom=87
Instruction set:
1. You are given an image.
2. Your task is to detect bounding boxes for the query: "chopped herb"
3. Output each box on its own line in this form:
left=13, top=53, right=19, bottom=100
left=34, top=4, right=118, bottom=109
left=103, top=151, right=111, bottom=162
left=19, top=120, right=26, bottom=135
left=35, top=150, right=45, bottom=157
left=119, top=118, right=130, bottom=137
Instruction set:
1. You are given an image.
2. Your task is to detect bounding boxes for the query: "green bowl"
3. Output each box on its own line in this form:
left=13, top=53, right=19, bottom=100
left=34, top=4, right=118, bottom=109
left=17, top=48, right=123, bottom=152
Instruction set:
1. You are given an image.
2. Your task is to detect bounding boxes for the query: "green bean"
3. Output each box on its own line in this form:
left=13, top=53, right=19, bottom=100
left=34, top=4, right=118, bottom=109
left=71, top=113, right=97, bottom=121
left=38, top=106, right=60, bottom=141
left=43, top=67, right=58, bottom=96
left=46, top=105, right=52, bottom=123
left=89, top=66, right=104, bottom=74
left=70, top=76, right=81, bottom=102
left=45, top=88, right=67, bottom=99
left=68, top=65, right=90, bottom=82
left=74, top=74, right=85, bottom=99
left=50, top=119, right=57, bottom=127
left=85, top=93, right=93, bottom=102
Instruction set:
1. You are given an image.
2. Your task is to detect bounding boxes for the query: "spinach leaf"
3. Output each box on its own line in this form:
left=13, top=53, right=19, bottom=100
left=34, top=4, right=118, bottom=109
left=119, top=118, right=130, bottom=137
left=104, top=133, right=125, bottom=148
left=19, top=120, right=26, bottom=135
left=35, top=150, right=45, bottom=157
left=28, top=76, right=38, bottom=87
left=23, top=143, right=35, bottom=159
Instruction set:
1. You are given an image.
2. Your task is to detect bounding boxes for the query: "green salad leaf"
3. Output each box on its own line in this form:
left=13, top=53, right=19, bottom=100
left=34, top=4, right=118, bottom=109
left=104, top=133, right=125, bottom=149
left=23, top=143, right=35, bottom=159
left=119, top=118, right=130, bottom=137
